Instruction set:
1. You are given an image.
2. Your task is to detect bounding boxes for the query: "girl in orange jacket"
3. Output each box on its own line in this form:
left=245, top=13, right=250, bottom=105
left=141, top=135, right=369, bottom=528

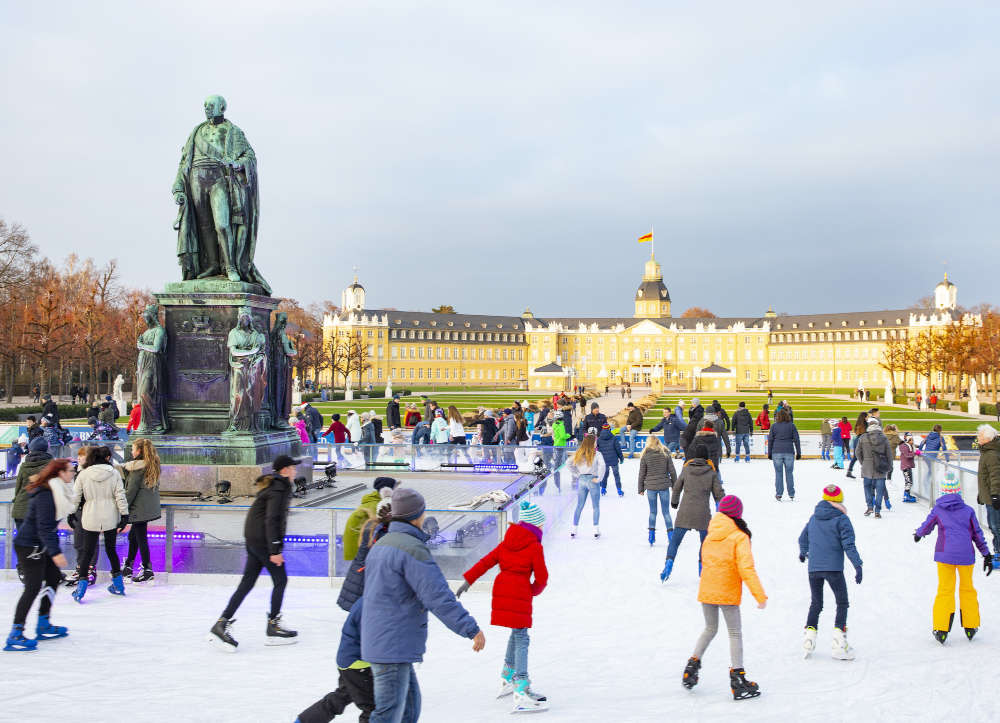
left=682, top=495, right=767, bottom=701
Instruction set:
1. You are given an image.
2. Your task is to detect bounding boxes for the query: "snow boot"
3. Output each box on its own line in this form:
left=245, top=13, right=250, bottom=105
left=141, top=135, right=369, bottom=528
left=729, top=668, right=761, bottom=700
left=803, top=627, right=817, bottom=658
left=72, top=579, right=89, bottom=603
left=511, top=679, right=548, bottom=712
left=498, top=665, right=515, bottom=698
left=107, top=574, right=126, bottom=596
left=874, top=511, right=881, bottom=519
left=132, top=567, right=154, bottom=583
left=648, top=528, right=655, bottom=546
left=682, top=656, right=701, bottom=689
left=208, top=617, right=238, bottom=652
left=965, top=627, right=978, bottom=641
left=832, top=628, right=855, bottom=660
left=266, top=613, right=298, bottom=645
left=35, top=615, right=68, bottom=641
left=570, top=526, right=577, bottom=539
left=660, top=558, right=674, bottom=582
left=3, top=624, right=37, bottom=652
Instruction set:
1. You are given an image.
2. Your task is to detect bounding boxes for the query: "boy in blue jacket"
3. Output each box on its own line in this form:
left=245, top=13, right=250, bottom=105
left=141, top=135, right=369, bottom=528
left=297, top=598, right=375, bottom=723
left=798, top=484, right=863, bottom=660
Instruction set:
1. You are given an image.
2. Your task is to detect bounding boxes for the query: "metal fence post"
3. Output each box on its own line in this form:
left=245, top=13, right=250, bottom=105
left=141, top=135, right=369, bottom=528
left=165, top=508, right=175, bottom=575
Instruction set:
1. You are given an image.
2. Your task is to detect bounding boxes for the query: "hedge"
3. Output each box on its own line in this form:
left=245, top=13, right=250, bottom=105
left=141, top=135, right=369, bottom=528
left=0, top=404, right=93, bottom=422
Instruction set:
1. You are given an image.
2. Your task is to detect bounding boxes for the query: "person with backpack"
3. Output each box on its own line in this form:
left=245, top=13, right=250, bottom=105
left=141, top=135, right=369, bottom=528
left=798, top=484, right=863, bottom=660
left=596, top=423, right=624, bottom=497
left=855, top=417, right=891, bottom=518
left=681, top=495, right=767, bottom=700
left=457, top=500, right=549, bottom=713
left=661, top=444, right=724, bottom=582
left=730, top=402, right=753, bottom=463
left=914, top=473, right=993, bottom=643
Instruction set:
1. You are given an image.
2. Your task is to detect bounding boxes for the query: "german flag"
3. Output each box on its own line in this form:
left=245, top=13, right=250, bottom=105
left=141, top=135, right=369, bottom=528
left=638, top=231, right=653, bottom=243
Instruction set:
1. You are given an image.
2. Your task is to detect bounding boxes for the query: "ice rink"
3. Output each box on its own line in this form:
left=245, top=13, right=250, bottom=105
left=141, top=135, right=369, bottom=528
left=3, top=457, right=998, bottom=722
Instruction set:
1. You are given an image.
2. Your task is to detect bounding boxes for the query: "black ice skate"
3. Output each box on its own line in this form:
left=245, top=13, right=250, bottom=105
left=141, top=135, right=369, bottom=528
left=208, top=617, right=238, bottom=652
left=965, top=628, right=978, bottom=641
left=933, top=630, right=948, bottom=644
left=682, top=657, right=701, bottom=689
left=729, top=668, right=761, bottom=700
left=266, top=613, right=298, bottom=645
left=132, top=566, right=154, bottom=583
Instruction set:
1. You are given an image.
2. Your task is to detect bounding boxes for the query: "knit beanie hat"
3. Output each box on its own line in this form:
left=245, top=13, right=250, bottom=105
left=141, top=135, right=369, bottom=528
left=391, top=487, right=426, bottom=521
left=718, top=495, right=743, bottom=519
left=939, top=472, right=961, bottom=497
left=28, top=436, right=49, bottom=453
left=518, top=500, right=546, bottom=528
left=822, top=484, right=844, bottom=503
left=373, top=476, right=397, bottom=494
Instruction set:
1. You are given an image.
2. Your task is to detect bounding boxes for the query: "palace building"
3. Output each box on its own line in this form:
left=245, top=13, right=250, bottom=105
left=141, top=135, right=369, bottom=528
left=321, top=260, right=966, bottom=392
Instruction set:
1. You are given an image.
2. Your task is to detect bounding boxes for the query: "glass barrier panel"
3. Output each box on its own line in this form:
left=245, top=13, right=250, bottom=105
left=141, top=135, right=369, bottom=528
left=1, top=502, right=9, bottom=570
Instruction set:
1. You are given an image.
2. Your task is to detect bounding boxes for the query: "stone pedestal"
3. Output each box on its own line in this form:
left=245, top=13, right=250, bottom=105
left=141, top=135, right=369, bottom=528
left=158, top=456, right=314, bottom=497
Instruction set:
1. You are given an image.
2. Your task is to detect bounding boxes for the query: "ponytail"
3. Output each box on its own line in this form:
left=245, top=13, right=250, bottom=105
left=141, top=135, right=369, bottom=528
left=731, top=516, right=752, bottom=539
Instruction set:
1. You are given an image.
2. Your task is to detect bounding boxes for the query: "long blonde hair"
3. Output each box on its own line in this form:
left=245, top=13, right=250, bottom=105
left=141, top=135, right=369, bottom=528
left=448, top=405, right=463, bottom=424
left=642, top=435, right=665, bottom=458
left=573, top=434, right=597, bottom=466
left=132, top=438, right=161, bottom=487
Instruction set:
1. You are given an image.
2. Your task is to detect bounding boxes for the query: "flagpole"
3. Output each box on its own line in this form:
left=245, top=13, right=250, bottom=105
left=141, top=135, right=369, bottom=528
left=651, top=226, right=654, bottom=258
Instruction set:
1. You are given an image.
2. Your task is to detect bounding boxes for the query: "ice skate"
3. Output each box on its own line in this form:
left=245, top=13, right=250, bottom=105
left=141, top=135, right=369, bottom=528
left=265, top=613, right=298, bottom=645
left=593, top=527, right=600, bottom=539
left=570, top=526, right=577, bottom=539
left=993, top=554, right=1000, bottom=570
left=965, top=627, right=978, bottom=641
left=803, top=627, right=817, bottom=658
left=511, top=679, right=548, bottom=713
left=874, top=511, right=881, bottom=519
left=648, top=528, right=655, bottom=545
left=87, top=566, right=97, bottom=585
left=132, top=566, right=154, bottom=583
left=832, top=628, right=855, bottom=660
left=35, top=614, right=68, bottom=641
left=208, top=617, right=238, bottom=652
left=122, top=563, right=133, bottom=580
left=682, top=656, right=701, bottom=689
left=933, top=630, right=948, bottom=644
left=72, top=579, right=89, bottom=603
left=660, top=558, right=674, bottom=582
left=63, top=570, right=80, bottom=587
left=107, top=574, right=126, bottom=596
left=617, top=489, right=624, bottom=498
left=864, top=507, right=872, bottom=517
left=498, top=665, right=515, bottom=698
left=729, top=667, right=761, bottom=700
left=4, top=624, right=37, bottom=652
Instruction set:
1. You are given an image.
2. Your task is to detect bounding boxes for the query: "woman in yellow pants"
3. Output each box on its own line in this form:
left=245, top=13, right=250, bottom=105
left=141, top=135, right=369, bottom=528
left=914, top=473, right=993, bottom=643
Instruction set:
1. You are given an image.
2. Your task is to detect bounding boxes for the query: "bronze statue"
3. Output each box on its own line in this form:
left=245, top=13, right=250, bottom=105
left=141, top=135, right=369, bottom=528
left=136, top=304, right=168, bottom=433
left=227, top=308, right=268, bottom=433
left=172, top=95, right=271, bottom=294
left=269, top=312, right=296, bottom=428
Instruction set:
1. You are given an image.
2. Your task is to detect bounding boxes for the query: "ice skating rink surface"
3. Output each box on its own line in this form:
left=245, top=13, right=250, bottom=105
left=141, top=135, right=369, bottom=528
left=3, top=458, right=997, bottom=722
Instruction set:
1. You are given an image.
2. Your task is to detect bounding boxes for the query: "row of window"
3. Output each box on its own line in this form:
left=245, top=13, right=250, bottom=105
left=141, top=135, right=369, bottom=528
left=390, top=346, right=523, bottom=361
left=390, top=367, right=522, bottom=380
left=389, top=329, right=525, bottom=343
left=771, top=346, right=880, bottom=361
left=772, top=329, right=904, bottom=343
left=551, top=335, right=766, bottom=345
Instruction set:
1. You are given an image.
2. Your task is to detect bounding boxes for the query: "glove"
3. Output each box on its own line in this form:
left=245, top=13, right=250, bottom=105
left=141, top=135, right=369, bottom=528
left=117, top=514, right=130, bottom=531
left=992, top=496, right=1000, bottom=511
left=855, top=568, right=862, bottom=584
left=66, top=513, right=78, bottom=530
left=795, top=454, right=801, bottom=460
left=914, top=534, right=922, bottom=543
left=455, top=581, right=470, bottom=598
left=985, top=556, right=994, bottom=577
left=798, top=554, right=806, bottom=563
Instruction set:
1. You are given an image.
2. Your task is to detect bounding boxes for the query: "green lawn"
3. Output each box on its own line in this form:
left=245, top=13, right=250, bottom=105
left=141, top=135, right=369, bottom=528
left=646, top=393, right=987, bottom=433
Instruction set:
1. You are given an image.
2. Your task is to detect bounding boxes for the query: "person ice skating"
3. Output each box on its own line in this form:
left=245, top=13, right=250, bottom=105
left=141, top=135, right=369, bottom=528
left=661, top=445, right=723, bottom=582
left=650, top=408, right=686, bottom=457
left=338, top=496, right=393, bottom=612
left=296, top=598, right=375, bottom=723
left=568, top=431, right=607, bottom=539
left=798, top=485, right=863, bottom=660
left=596, top=423, right=624, bottom=497
left=638, top=436, right=677, bottom=546
left=362, top=487, right=485, bottom=723
left=120, top=438, right=161, bottom=583
left=209, top=454, right=299, bottom=651
left=975, top=425, right=1000, bottom=570
left=69, top=446, right=130, bottom=603
left=5, top=459, right=75, bottom=652
left=899, top=433, right=917, bottom=502
left=914, top=473, right=993, bottom=643
left=754, top=404, right=770, bottom=432
left=681, top=495, right=767, bottom=700
left=856, top=417, right=891, bottom=518
left=457, top=500, right=549, bottom=712
left=767, top=408, right=800, bottom=501
left=11, top=436, right=53, bottom=582
left=820, top=418, right=832, bottom=461
left=343, top=477, right=398, bottom=563
left=731, top=402, right=753, bottom=463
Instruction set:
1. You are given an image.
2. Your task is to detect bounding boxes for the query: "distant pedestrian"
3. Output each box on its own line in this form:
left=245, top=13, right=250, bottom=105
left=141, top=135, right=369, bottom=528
left=767, top=409, right=801, bottom=501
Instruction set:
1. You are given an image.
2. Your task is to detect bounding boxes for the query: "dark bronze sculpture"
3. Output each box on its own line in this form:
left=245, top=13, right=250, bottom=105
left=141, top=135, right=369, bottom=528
left=269, top=312, right=296, bottom=428
left=136, top=304, right=168, bottom=433
left=172, top=95, right=271, bottom=294
left=227, top=308, right=268, bottom=433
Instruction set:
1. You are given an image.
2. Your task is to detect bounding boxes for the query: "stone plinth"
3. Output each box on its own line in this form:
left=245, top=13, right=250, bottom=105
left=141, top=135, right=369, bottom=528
left=159, top=457, right=314, bottom=497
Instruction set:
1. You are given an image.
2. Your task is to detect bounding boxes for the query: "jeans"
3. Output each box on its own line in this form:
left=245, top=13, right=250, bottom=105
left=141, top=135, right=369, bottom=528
left=573, top=475, right=601, bottom=526
left=806, top=570, right=849, bottom=630
left=863, top=477, right=887, bottom=512
left=627, top=429, right=639, bottom=456
left=600, top=463, right=621, bottom=493
left=221, top=545, right=288, bottom=619
left=772, top=453, right=795, bottom=497
left=847, top=437, right=859, bottom=472
left=371, top=662, right=421, bottom=723
left=666, top=441, right=680, bottom=454
left=986, top=506, right=1000, bottom=555
left=733, top=433, right=750, bottom=461
left=552, top=447, right=566, bottom=489
left=504, top=627, right=530, bottom=680
left=665, top=527, right=707, bottom=561
left=647, top=489, right=672, bottom=530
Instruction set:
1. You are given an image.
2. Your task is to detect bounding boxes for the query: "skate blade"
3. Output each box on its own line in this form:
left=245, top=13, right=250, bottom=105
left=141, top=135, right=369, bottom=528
left=206, top=634, right=238, bottom=653
left=511, top=704, right=548, bottom=713
left=733, top=691, right=761, bottom=700
left=265, top=636, right=299, bottom=646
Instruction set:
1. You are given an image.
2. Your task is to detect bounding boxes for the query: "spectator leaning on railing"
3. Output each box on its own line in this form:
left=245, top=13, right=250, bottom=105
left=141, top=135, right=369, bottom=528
left=976, top=424, right=1000, bottom=570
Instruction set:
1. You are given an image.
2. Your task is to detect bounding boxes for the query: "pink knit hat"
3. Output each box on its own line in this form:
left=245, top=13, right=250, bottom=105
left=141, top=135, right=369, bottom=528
left=718, top=495, right=743, bottom=519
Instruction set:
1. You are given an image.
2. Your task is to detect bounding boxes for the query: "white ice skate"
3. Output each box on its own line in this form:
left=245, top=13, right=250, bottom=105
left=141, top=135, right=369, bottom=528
left=511, top=680, right=548, bottom=713
left=593, top=526, right=601, bottom=539
left=570, top=526, right=577, bottom=539
left=803, top=627, right=817, bottom=659
left=832, top=628, right=855, bottom=660
left=498, top=666, right=515, bottom=698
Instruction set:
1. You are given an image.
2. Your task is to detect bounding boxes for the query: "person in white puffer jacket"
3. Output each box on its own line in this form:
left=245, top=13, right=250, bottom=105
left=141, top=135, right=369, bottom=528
left=69, top=446, right=129, bottom=602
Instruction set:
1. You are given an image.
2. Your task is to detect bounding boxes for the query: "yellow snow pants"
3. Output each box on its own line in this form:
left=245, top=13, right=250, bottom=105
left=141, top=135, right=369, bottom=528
left=933, top=563, right=980, bottom=631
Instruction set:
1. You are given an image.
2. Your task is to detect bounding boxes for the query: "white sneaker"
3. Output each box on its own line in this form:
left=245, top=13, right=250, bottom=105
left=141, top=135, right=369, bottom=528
left=803, top=627, right=817, bottom=659
left=570, top=526, right=577, bottom=538
left=832, top=628, right=855, bottom=660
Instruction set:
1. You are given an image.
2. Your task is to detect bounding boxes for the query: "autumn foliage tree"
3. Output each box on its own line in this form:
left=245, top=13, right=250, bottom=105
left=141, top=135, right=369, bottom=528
left=680, top=307, right=717, bottom=318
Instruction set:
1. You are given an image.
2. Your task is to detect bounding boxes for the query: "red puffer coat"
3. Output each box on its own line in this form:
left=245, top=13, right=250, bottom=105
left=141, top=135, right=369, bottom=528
left=463, top=522, right=548, bottom=629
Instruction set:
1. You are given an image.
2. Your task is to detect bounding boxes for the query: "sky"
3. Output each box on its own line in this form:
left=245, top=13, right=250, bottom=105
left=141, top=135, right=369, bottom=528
left=2, top=1, right=999, bottom=318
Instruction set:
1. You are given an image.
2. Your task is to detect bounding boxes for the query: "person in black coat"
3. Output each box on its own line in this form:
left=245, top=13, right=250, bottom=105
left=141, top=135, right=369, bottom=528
left=581, top=403, right=608, bottom=440
left=40, top=394, right=60, bottom=428
left=711, top=400, right=730, bottom=431
left=385, top=394, right=402, bottom=430
left=209, top=455, right=299, bottom=650
left=688, top=398, right=705, bottom=423
left=596, top=424, right=625, bottom=496
left=731, top=402, right=754, bottom=462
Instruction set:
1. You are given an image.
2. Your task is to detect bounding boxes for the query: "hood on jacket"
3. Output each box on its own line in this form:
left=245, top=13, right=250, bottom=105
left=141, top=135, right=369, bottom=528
left=935, top=493, right=966, bottom=511
left=84, top=464, right=121, bottom=484
left=122, top=459, right=147, bottom=472
left=981, top=438, right=1000, bottom=454
left=598, top=428, right=615, bottom=441
left=706, top=511, right=739, bottom=541
left=504, top=522, right=541, bottom=550
left=812, top=499, right=846, bottom=520
left=360, top=489, right=381, bottom=506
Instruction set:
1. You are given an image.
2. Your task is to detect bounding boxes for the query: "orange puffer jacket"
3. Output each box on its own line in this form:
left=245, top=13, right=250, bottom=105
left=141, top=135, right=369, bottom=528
left=697, top=513, right=767, bottom=606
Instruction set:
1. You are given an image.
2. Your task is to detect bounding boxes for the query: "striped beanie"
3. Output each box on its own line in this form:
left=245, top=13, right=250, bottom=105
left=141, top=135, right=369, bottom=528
left=823, top=484, right=844, bottom=503
left=718, top=494, right=743, bottom=519
left=518, top=500, right=546, bottom=528
left=939, top=472, right=961, bottom=497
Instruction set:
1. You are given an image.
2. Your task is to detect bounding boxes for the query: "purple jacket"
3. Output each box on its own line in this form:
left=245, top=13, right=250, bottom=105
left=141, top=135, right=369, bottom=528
left=915, top=494, right=990, bottom=565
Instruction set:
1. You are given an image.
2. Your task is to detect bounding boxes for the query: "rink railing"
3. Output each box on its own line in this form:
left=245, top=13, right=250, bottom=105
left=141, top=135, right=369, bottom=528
left=911, top=453, right=989, bottom=530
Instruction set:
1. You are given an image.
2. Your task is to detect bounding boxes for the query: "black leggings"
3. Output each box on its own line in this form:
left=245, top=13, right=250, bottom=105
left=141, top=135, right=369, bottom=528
left=125, top=521, right=151, bottom=568
left=13, top=546, right=62, bottom=625
left=221, top=546, right=288, bottom=619
left=77, top=530, right=121, bottom=578
left=298, top=667, right=375, bottom=723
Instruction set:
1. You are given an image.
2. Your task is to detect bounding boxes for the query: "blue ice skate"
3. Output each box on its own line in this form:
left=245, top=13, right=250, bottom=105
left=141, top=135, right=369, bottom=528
left=648, top=529, right=655, bottom=546
left=660, top=558, right=674, bottom=582
left=4, top=624, right=37, bottom=652
left=36, top=615, right=68, bottom=641
left=107, top=574, right=126, bottom=596
left=72, top=579, right=88, bottom=603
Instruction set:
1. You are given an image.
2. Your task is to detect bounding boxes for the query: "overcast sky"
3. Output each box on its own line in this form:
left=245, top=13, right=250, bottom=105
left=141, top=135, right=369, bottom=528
left=3, top=1, right=999, bottom=318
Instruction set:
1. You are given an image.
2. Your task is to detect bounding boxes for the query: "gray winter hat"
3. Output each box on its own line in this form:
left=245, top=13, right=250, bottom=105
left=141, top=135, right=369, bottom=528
left=391, top=487, right=426, bottom=522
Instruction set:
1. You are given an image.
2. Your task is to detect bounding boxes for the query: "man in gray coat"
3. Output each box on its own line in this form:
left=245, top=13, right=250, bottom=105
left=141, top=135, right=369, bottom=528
left=855, top=417, right=891, bottom=518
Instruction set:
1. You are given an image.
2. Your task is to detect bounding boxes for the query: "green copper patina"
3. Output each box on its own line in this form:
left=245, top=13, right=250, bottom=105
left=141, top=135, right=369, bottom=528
left=172, top=95, right=271, bottom=294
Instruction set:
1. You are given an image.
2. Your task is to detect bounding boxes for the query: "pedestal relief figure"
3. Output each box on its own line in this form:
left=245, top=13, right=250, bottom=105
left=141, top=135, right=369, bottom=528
left=136, top=304, right=168, bottom=433
left=269, top=312, right=296, bottom=428
left=227, top=308, right=268, bottom=433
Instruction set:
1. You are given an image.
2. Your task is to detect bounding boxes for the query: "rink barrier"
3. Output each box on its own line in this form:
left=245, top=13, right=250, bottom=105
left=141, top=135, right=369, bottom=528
left=911, top=453, right=989, bottom=530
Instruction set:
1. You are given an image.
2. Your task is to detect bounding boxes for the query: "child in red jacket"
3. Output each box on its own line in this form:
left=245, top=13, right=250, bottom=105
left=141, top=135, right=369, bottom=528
left=457, top=499, right=549, bottom=712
